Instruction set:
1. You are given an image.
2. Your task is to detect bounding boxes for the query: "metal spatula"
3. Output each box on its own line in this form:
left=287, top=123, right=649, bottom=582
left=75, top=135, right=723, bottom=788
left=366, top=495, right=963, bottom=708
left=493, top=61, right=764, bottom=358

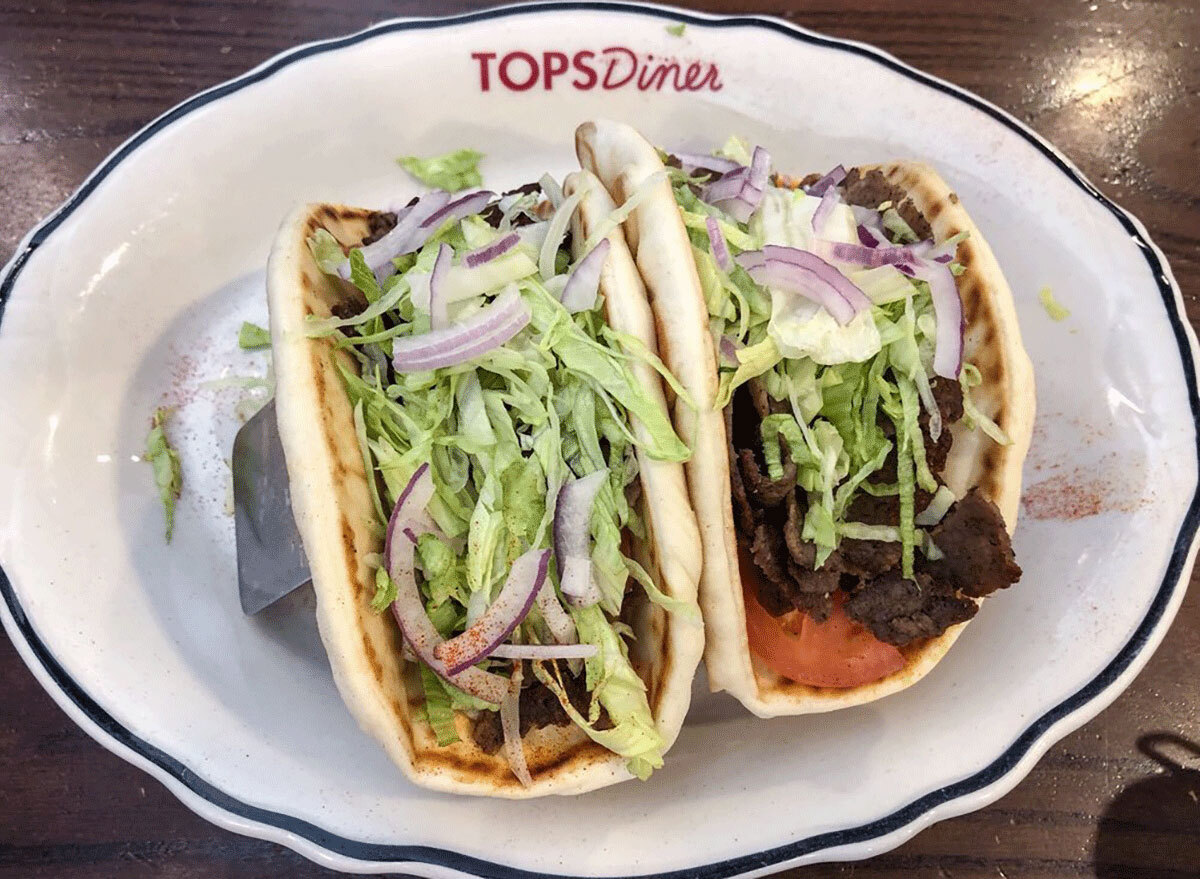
left=233, top=401, right=311, bottom=614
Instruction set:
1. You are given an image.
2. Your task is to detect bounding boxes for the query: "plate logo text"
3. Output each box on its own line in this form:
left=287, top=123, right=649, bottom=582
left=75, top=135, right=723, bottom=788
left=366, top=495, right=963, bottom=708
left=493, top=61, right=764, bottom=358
left=470, top=48, right=723, bottom=93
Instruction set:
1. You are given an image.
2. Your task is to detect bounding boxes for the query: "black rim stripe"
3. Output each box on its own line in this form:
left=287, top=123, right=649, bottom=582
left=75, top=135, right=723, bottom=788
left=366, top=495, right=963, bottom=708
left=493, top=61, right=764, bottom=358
left=1, top=4, right=1197, bottom=877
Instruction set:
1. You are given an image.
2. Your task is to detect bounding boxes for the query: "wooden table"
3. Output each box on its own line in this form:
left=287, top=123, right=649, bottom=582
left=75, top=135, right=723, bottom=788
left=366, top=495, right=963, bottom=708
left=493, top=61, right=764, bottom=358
left=1, top=2, right=1197, bottom=876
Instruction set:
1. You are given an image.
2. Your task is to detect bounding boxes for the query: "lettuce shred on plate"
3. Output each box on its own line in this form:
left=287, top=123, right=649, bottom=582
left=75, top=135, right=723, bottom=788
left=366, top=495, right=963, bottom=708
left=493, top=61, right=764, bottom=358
left=1038, top=285, right=1069, bottom=321
left=397, top=148, right=485, bottom=192
left=237, top=321, right=272, bottom=349
left=306, top=174, right=696, bottom=781
left=145, top=406, right=183, bottom=541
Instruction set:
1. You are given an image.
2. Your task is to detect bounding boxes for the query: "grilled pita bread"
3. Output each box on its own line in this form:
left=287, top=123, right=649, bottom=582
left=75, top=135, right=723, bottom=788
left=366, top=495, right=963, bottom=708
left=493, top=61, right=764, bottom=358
left=265, top=174, right=703, bottom=795
left=577, top=119, right=1034, bottom=717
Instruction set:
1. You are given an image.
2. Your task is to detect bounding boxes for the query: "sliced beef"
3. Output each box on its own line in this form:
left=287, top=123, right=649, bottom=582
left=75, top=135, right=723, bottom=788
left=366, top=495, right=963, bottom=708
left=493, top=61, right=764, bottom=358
left=932, top=377, right=964, bottom=424
left=844, top=570, right=977, bottom=647
left=361, top=209, right=399, bottom=246
left=750, top=523, right=797, bottom=610
left=839, top=168, right=933, bottom=242
left=925, top=488, right=1021, bottom=598
left=727, top=405, right=757, bottom=536
left=748, top=523, right=834, bottom=620
left=664, top=152, right=728, bottom=180
left=731, top=380, right=796, bottom=508
left=771, top=171, right=822, bottom=190
left=834, top=539, right=903, bottom=579
left=478, top=182, right=544, bottom=229
left=472, top=664, right=594, bottom=754
left=783, top=492, right=810, bottom=566
left=921, top=377, right=964, bottom=475
left=472, top=712, right=504, bottom=754
left=847, top=491, right=899, bottom=526
left=738, top=447, right=796, bottom=507
left=784, top=560, right=836, bottom=622
left=331, top=300, right=363, bottom=321
left=747, top=375, right=787, bottom=417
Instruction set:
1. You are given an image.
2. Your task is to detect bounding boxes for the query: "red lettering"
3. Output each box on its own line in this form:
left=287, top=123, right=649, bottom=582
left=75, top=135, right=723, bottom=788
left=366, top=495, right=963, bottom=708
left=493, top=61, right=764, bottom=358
left=601, top=46, right=637, bottom=90
left=637, top=59, right=681, bottom=92
left=498, top=51, right=539, bottom=91
left=700, top=64, right=723, bottom=92
left=542, top=51, right=569, bottom=90
left=472, top=47, right=721, bottom=93
left=471, top=51, right=496, bottom=91
left=571, top=50, right=597, bottom=90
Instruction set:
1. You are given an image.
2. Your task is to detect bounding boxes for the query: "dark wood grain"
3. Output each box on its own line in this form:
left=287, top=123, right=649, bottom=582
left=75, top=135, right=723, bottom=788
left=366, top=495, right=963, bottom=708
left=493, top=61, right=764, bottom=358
left=2, top=1, right=1198, bottom=877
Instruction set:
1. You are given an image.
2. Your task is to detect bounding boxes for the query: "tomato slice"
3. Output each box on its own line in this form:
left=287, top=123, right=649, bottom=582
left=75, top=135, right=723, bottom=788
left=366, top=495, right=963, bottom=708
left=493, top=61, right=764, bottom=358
left=739, top=544, right=905, bottom=689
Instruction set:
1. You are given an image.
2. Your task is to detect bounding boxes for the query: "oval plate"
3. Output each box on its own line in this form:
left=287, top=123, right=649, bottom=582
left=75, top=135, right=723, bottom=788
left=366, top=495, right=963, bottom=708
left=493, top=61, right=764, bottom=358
left=1, top=3, right=1197, bottom=876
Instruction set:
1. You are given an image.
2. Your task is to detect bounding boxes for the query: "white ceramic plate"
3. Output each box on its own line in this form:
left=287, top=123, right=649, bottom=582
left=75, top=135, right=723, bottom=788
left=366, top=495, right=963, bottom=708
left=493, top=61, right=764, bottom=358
left=1, top=3, right=1197, bottom=876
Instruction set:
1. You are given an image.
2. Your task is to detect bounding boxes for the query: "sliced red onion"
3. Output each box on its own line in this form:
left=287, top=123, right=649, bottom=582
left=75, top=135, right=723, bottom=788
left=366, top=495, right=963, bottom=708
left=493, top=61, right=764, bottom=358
left=500, top=662, right=532, bottom=787
left=741, top=258, right=857, bottom=326
left=560, top=556, right=602, bottom=607
left=560, top=238, right=610, bottom=314
left=419, top=189, right=496, bottom=231
left=464, top=232, right=519, bottom=268
left=851, top=205, right=884, bottom=229
left=907, top=260, right=963, bottom=379
left=392, top=286, right=530, bottom=372
left=748, top=146, right=770, bottom=194
left=811, top=186, right=840, bottom=236
left=339, top=190, right=450, bottom=279
left=719, top=335, right=741, bottom=367
left=490, top=643, right=597, bottom=661
left=910, top=239, right=958, bottom=264
left=539, top=173, right=564, bottom=209
left=807, top=164, right=847, bottom=197
left=823, top=240, right=921, bottom=268
left=857, top=224, right=888, bottom=248
left=428, top=244, right=452, bottom=330
left=914, top=370, right=943, bottom=442
left=737, top=245, right=871, bottom=323
left=434, top=548, right=551, bottom=675
left=702, top=167, right=753, bottom=204
left=388, top=598, right=508, bottom=704
left=384, top=472, right=508, bottom=705
left=533, top=577, right=577, bottom=644
left=383, top=464, right=435, bottom=569
left=671, top=151, right=743, bottom=175
left=702, top=147, right=770, bottom=224
left=553, top=471, right=607, bottom=563
left=553, top=471, right=607, bottom=608
left=516, top=220, right=550, bottom=256
left=540, top=188, right=584, bottom=280
left=706, top=216, right=732, bottom=271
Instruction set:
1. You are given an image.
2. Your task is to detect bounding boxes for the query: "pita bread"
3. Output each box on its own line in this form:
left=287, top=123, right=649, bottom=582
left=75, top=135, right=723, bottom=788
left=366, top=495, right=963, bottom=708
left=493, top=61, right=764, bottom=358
left=265, top=184, right=703, bottom=794
left=576, top=120, right=1035, bottom=717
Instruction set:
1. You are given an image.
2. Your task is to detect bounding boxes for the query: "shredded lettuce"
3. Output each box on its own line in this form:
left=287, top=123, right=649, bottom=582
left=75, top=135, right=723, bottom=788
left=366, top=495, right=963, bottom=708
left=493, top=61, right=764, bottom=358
left=1039, top=285, right=1069, bottom=321
left=371, top=566, right=398, bottom=613
left=672, top=152, right=1010, bottom=582
left=881, top=207, right=920, bottom=243
left=715, top=135, right=753, bottom=166
left=666, top=22, right=686, bottom=36
left=237, top=321, right=271, bottom=350
left=419, top=664, right=462, bottom=746
left=960, top=364, right=1013, bottom=446
left=534, top=603, right=666, bottom=779
left=716, top=337, right=782, bottom=408
left=311, top=177, right=700, bottom=779
left=145, top=407, right=183, bottom=541
left=307, top=228, right=346, bottom=274
left=397, top=148, right=484, bottom=191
